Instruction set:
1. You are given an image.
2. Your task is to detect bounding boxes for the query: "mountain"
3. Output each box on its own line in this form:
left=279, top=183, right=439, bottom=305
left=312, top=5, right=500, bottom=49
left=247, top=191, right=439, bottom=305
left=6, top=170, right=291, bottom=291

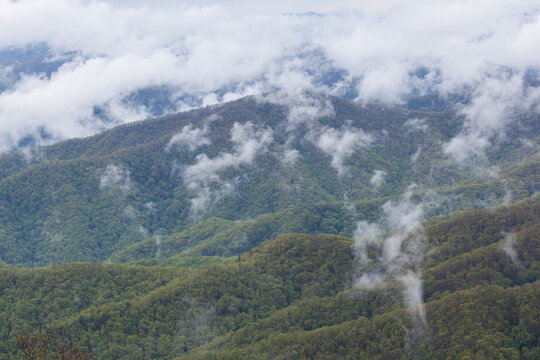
left=0, top=92, right=538, bottom=359
left=0, top=93, right=537, bottom=267
left=0, top=198, right=538, bottom=359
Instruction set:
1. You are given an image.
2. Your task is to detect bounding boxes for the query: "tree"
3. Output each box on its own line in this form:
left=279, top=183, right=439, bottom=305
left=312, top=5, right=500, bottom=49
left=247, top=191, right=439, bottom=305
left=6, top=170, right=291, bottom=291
left=16, top=326, right=92, bottom=360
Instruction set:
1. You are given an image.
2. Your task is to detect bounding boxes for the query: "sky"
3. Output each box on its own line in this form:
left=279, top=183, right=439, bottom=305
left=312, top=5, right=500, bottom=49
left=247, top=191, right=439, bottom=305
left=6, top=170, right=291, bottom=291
left=0, top=0, right=539, bottom=158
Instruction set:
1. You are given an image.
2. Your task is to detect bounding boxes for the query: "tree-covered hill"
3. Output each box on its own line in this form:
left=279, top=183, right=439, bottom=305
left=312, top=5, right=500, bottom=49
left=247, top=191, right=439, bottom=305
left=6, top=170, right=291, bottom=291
left=0, top=94, right=537, bottom=267
left=1, top=196, right=538, bottom=359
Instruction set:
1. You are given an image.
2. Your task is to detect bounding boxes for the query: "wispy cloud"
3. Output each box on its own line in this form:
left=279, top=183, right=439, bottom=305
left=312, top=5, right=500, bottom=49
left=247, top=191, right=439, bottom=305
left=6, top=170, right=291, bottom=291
left=182, top=121, right=273, bottom=214
left=499, top=232, right=523, bottom=267
left=444, top=74, right=540, bottom=164
left=370, top=170, right=387, bottom=188
left=100, top=163, right=133, bottom=195
left=166, top=124, right=210, bottom=152
left=403, top=118, right=428, bottom=133
left=311, top=124, right=373, bottom=176
left=353, top=185, right=427, bottom=325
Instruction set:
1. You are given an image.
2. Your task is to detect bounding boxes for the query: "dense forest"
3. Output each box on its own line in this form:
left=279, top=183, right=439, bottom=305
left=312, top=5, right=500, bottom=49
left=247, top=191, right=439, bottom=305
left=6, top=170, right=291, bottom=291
left=0, top=198, right=539, bottom=359
left=0, top=94, right=538, bottom=359
left=0, top=95, right=537, bottom=267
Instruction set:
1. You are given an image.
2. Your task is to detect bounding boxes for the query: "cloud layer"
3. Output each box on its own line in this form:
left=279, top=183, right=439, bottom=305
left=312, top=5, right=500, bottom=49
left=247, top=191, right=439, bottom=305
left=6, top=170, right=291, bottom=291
left=0, top=0, right=539, bottom=156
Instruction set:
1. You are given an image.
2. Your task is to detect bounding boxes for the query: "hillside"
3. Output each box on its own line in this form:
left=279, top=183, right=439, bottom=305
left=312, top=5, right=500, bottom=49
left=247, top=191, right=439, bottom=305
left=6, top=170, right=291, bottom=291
left=1, top=197, right=538, bottom=359
left=2, top=2, right=540, bottom=360
left=0, top=94, right=537, bottom=267
left=0, top=93, right=538, bottom=360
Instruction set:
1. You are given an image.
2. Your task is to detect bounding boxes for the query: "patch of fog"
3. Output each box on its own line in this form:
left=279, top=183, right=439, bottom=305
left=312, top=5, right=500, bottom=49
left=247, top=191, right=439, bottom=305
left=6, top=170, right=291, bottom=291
left=100, top=164, right=133, bottom=195
left=258, top=90, right=335, bottom=133
left=311, top=124, right=373, bottom=176
left=370, top=170, right=387, bottom=188
left=155, top=234, right=162, bottom=259
left=499, top=232, right=522, bottom=267
left=183, top=121, right=273, bottom=214
left=123, top=205, right=137, bottom=219
left=281, top=148, right=299, bottom=166
left=353, top=185, right=427, bottom=327
left=165, top=124, right=210, bottom=152
left=444, top=75, right=540, bottom=166
left=403, top=118, right=428, bottom=132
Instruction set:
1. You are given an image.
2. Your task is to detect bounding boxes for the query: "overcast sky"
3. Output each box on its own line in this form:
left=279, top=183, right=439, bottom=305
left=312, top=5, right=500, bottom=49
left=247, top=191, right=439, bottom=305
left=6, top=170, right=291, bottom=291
left=0, top=0, right=539, bottom=157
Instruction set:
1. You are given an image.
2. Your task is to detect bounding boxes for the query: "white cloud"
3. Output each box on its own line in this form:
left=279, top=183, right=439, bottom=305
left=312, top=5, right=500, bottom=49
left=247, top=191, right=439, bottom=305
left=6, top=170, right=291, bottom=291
left=100, top=163, right=133, bottom=195
left=281, top=148, right=299, bottom=166
left=403, top=118, right=428, bottom=132
left=410, top=147, right=422, bottom=163
left=353, top=220, right=383, bottom=265
left=312, top=124, right=373, bottom=176
left=354, top=185, right=424, bottom=272
left=183, top=121, right=273, bottom=213
left=0, top=0, right=539, bottom=155
left=353, top=185, right=426, bottom=323
left=444, top=74, right=540, bottom=164
left=397, top=271, right=426, bottom=325
left=370, top=170, right=387, bottom=188
left=499, top=232, right=522, bottom=267
left=258, top=88, right=336, bottom=132
left=165, top=124, right=210, bottom=152
left=0, top=65, right=15, bottom=89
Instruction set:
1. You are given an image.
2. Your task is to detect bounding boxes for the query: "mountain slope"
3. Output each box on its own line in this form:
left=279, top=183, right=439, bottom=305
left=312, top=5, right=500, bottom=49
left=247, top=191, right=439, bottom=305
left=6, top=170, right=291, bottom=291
left=0, top=94, right=537, bottom=267
left=1, top=197, right=538, bottom=359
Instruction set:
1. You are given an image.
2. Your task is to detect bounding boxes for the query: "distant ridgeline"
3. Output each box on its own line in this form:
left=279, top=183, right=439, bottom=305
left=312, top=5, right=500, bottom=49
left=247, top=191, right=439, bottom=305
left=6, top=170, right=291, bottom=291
left=0, top=93, right=537, bottom=267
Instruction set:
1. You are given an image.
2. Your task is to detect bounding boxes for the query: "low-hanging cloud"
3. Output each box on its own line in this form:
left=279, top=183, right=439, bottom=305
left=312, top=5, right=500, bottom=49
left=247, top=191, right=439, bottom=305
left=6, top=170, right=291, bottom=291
left=499, top=232, right=523, bottom=267
left=100, top=163, right=133, bottom=195
left=444, top=74, right=540, bottom=165
left=370, top=169, right=387, bottom=188
left=165, top=124, right=210, bottom=152
left=403, top=118, right=428, bottom=132
left=258, top=88, right=336, bottom=133
left=183, top=121, right=273, bottom=214
left=0, top=0, right=538, bottom=160
left=312, top=124, right=373, bottom=176
left=353, top=185, right=427, bottom=325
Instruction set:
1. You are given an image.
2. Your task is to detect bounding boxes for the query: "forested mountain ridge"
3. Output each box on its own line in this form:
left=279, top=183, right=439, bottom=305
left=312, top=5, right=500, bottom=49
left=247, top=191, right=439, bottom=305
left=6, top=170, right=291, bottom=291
left=2, top=1, right=540, bottom=359
left=0, top=196, right=538, bottom=359
left=0, top=92, right=538, bottom=359
left=0, top=93, right=537, bottom=267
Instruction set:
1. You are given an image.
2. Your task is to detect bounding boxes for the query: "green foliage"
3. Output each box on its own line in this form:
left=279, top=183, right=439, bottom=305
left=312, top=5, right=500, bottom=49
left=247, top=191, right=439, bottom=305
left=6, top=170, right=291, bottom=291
left=425, top=200, right=540, bottom=267
left=1, top=195, right=538, bottom=359
left=128, top=255, right=227, bottom=268
left=1, top=95, right=537, bottom=267
left=0, top=95, right=538, bottom=359
left=112, top=199, right=383, bottom=262
left=0, top=263, right=180, bottom=358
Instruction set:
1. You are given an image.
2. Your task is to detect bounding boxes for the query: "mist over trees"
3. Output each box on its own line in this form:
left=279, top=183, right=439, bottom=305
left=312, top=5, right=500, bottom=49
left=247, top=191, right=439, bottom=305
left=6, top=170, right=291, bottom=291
left=0, top=1, right=539, bottom=359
